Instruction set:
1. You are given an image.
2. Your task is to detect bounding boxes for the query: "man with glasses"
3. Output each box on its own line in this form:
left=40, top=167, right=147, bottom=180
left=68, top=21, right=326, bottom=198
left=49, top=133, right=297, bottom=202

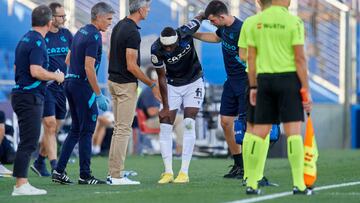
left=107, top=0, right=159, bottom=185
left=31, top=2, right=73, bottom=177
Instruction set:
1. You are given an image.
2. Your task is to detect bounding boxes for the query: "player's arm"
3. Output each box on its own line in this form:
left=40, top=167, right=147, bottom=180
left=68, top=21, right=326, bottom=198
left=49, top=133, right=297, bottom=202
left=84, top=56, right=101, bottom=95
left=193, top=32, right=221, bottom=43
left=155, top=67, right=168, bottom=109
left=179, top=18, right=203, bottom=37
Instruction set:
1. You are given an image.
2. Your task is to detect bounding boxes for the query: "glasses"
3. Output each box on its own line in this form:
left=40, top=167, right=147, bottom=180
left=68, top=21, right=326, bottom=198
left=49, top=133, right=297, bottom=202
left=53, top=15, right=66, bottom=19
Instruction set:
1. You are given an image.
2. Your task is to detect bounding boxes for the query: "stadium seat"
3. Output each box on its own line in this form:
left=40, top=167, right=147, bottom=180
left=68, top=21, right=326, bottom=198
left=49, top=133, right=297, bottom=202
left=136, top=109, right=160, bottom=135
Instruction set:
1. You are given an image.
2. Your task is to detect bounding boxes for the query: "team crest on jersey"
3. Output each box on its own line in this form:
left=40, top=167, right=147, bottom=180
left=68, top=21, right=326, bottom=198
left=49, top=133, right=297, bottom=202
left=151, top=54, right=159, bottom=64
left=257, top=23, right=262, bottom=29
left=60, top=36, right=67, bottom=42
left=94, top=34, right=99, bottom=40
left=36, top=40, right=42, bottom=47
left=229, top=33, right=234, bottom=40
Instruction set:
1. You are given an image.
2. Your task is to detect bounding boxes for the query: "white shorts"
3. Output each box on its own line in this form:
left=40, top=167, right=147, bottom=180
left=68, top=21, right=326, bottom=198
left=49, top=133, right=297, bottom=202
left=167, top=78, right=205, bottom=111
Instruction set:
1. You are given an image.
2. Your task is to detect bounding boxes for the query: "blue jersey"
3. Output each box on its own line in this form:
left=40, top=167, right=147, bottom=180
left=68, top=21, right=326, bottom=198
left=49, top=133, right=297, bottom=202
left=45, top=28, right=73, bottom=90
left=12, top=30, right=49, bottom=99
left=67, top=24, right=102, bottom=80
left=216, top=17, right=247, bottom=79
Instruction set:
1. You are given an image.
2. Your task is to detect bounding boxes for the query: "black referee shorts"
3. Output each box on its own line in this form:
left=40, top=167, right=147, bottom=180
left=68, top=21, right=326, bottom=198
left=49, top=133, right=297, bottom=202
left=254, top=72, right=304, bottom=124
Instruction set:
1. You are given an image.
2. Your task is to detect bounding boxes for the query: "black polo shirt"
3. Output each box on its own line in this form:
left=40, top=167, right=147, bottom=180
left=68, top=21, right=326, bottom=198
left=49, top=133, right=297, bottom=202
left=108, top=17, right=141, bottom=84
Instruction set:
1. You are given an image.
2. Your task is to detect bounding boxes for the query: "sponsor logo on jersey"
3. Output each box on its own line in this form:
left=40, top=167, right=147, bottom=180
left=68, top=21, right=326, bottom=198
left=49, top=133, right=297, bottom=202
left=47, top=47, right=69, bottom=55
left=166, top=44, right=191, bottom=64
left=222, top=40, right=237, bottom=51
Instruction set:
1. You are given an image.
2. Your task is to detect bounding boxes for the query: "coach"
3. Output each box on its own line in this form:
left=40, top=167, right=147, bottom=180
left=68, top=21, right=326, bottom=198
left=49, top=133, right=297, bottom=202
left=11, top=5, right=64, bottom=196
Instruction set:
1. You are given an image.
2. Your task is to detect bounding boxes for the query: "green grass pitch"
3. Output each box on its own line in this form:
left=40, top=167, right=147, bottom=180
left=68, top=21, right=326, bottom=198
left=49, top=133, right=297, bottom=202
left=1, top=149, right=359, bottom=203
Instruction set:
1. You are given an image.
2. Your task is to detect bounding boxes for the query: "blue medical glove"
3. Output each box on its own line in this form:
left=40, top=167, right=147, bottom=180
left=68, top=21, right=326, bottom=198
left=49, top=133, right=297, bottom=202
left=96, top=93, right=110, bottom=111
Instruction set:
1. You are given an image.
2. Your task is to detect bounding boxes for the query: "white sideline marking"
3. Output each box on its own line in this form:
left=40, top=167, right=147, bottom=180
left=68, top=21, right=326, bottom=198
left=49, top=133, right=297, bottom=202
left=227, top=181, right=360, bottom=203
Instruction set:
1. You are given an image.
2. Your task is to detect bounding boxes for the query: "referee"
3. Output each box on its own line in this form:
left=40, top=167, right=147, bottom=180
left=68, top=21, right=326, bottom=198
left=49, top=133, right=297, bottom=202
left=11, top=5, right=64, bottom=196
left=246, top=0, right=312, bottom=195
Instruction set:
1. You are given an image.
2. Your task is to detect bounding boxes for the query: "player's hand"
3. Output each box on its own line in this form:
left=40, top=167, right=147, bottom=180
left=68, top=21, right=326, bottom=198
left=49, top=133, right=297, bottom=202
left=195, top=10, right=206, bottom=21
left=151, top=85, right=162, bottom=102
left=55, top=72, right=65, bottom=83
left=159, top=107, right=170, bottom=121
left=96, top=93, right=110, bottom=111
left=250, top=88, right=257, bottom=106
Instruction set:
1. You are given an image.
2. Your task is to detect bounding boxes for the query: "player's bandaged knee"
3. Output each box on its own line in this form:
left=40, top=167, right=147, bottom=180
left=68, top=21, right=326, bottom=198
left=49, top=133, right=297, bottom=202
left=234, top=115, right=247, bottom=144
left=269, top=124, right=280, bottom=142
left=183, top=118, right=196, bottom=136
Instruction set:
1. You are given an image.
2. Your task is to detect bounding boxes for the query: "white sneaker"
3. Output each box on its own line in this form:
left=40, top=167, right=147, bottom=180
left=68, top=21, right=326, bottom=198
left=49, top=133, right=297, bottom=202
left=12, top=183, right=47, bottom=196
left=0, top=164, right=12, bottom=176
left=107, top=176, right=140, bottom=185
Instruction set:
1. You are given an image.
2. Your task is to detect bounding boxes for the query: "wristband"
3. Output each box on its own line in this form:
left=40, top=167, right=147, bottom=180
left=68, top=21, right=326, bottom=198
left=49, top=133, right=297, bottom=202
left=150, top=83, right=156, bottom=89
left=250, top=86, right=257, bottom=90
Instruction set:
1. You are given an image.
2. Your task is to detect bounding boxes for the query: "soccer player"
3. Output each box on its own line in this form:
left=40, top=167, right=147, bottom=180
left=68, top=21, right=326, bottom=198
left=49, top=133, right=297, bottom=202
left=193, top=0, right=247, bottom=179
left=245, top=0, right=313, bottom=195
left=31, top=2, right=73, bottom=177
left=107, top=0, right=158, bottom=185
left=52, top=2, right=114, bottom=185
left=151, top=13, right=206, bottom=184
left=238, top=0, right=277, bottom=187
left=11, top=5, right=64, bottom=195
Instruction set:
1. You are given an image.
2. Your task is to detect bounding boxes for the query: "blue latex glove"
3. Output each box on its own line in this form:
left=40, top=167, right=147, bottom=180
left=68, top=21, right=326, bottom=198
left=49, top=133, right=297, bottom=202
left=96, top=93, right=110, bottom=111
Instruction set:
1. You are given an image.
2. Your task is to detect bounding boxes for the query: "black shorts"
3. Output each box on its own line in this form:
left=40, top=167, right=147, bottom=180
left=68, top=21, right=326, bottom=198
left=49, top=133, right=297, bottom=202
left=254, top=72, right=304, bottom=124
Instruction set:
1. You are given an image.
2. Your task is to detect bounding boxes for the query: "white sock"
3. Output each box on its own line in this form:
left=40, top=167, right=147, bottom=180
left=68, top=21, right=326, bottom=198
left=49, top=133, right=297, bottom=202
left=181, top=118, right=196, bottom=175
left=159, top=123, right=174, bottom=174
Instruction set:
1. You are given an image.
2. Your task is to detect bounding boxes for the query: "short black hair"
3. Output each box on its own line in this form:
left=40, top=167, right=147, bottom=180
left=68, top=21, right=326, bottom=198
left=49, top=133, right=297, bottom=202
left=49, top=2, right=63, bottom=15
left=32, top=5, right=52, bottom=27
left=161, top=27, right=176, bottom=37
left=205, top=0, right=228, bottom=18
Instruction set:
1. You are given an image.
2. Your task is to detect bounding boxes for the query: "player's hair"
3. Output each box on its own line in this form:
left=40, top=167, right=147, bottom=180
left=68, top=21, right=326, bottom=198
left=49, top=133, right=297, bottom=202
left=161, top=27, right=176, bottom=37
left=48, top=2, right=62, bottom=15
left=129, top=0, right=151, bottom=14
left=260, top=0, right=272, bottom=6
left=205, top=0, right=228, bottom=18
left=91, top=2, right=115, bottom=21
left=32, top=5, right=52, bottom=27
